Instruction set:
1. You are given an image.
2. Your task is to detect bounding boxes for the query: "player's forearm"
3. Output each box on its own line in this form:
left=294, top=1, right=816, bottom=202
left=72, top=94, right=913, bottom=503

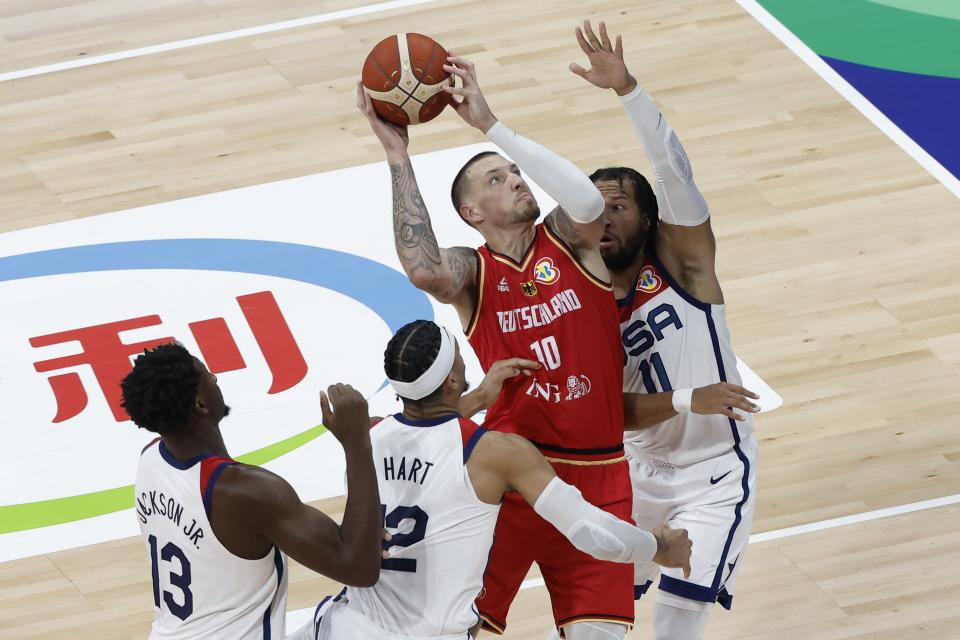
left=619, top=84, right=710, bottom=226
left=623, top=391, right=677, bottom=431
left=485, top=122, right=604, bottom=223
left=389, top=157, right=449, bottom=292
left=337, top=441, right=382, bottom=586
left=458, top=387, right=489, bottom=419
left=534, top=477, right=657, bottom=564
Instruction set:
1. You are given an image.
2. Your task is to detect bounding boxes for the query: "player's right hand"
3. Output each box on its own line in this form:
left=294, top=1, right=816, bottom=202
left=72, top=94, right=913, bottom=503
left=442, top=54, right=498, bottom=132
left=691, top=383, right=760, bottom=421
left=355, top=81, right=410, bottom=156
left=652, top=525, right=692, bottom=578
left=320, top=383, right=372, bottom=450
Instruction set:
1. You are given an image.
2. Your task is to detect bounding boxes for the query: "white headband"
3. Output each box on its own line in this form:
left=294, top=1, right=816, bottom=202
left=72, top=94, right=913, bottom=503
left=388, top=325, right=457, bottom=401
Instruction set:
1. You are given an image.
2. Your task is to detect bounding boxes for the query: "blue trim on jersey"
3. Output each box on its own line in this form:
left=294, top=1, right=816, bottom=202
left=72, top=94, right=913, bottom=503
left=659, top=575, right=717, bottom=603
left=262, top=547, right=284, bottom=639
left=158, top=441, right=209, bottom=470
left=393, top=413, right=460, bottom=427
left=650, top=250, right=711, bottom=312
left=704, top=310, right=751, bottom=598
left=634, top=579, right=653, bottom=600
left=202, top=461, right=236, bottom=519
left=313, top=597, right=329, bottom=638
left=462, top=427, right=488, bottom=464
left=616, top=279, right=638, bottom=308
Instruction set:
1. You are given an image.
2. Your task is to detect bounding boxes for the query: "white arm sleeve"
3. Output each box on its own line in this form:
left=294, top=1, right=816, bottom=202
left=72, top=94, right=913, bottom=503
left=485, top=121, right=604, bottom=224
left=533, top=476, right=657, bottom=564
left=620, top=84, right=710, bottom=226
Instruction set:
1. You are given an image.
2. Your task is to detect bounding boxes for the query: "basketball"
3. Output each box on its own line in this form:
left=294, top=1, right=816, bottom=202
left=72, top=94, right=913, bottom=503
left=361, top=33, right=453, bottom=126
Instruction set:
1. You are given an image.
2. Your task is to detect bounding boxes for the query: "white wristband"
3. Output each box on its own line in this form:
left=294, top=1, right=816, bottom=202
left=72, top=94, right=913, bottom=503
left=672, top=388, right=693, bottom=413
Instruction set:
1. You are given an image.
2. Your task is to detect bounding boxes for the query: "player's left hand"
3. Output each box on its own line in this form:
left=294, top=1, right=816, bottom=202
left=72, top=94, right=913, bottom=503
left=652, top=525, right=692, bottom=578
left=691, top=382, right=760, bottom=421
left=475, top=357, right=541, bottom=408
left=442, top=54, right=498, bottom=132
left=569, top=20, right=637, bottom=96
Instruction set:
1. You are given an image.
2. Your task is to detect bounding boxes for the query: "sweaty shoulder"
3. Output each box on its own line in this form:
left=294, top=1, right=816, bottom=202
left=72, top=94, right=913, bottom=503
left=207, top=463, right=293, bottom=558
left=465, top=430, right=530, bottom=505
left=214, top=464, right=293, bottom=510
left=468, top=431, right=538, bottom=472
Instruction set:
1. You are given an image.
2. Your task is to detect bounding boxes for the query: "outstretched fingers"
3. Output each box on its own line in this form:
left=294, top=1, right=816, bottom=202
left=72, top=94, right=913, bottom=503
left=582, top=20, right=604, bottom=51
left=575, top=25, right=594, bottom=55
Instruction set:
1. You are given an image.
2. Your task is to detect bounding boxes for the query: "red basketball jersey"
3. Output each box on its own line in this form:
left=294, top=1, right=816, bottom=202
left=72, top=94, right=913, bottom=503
left=466, top=223, right=624, bottom=450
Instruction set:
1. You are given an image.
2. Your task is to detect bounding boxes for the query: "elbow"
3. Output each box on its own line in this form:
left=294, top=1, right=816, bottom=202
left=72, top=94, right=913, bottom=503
left=408, top=271, right=441, bottom=294
left=407, top=271, right=433, bottom=292
left=565, top=188, right=605, bottom=225
left=353, top=563, right=380, bottom=588
left=409, top=273, right=455, bottom=302
left=343, top=555, right=381, bottom=588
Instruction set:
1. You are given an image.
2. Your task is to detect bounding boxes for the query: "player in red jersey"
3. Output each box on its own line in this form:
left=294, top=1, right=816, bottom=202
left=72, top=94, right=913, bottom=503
left=358, top=55, right=654, bottom=639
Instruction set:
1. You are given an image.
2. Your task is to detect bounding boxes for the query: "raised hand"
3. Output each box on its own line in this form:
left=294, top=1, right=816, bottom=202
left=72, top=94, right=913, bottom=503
left=356, top=81, right=409, bottom=158
left=569, top=20, right=636, bottom=96
left=320, top=383, right=372, bottom=451
left=442, top=55, right=498, bottom=132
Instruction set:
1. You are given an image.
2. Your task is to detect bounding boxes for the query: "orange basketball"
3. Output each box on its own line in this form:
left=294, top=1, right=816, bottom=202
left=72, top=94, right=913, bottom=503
left=362, top=33, right=454, bottom=126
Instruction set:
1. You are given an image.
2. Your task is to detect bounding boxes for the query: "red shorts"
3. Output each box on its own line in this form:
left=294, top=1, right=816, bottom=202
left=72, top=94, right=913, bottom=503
left=476, top=449, right=634, bottom=634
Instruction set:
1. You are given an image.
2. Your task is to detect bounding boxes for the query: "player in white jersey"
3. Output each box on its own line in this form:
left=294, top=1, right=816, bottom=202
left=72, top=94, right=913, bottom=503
left=568, top=21, right=763, bottom=639
left=123, top=343, right=382, bottom=639
left=296, top=320, right=692, bottom=640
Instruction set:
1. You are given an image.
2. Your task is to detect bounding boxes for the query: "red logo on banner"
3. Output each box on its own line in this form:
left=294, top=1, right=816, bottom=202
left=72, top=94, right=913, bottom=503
left=30, top=291, right=307, bottom=423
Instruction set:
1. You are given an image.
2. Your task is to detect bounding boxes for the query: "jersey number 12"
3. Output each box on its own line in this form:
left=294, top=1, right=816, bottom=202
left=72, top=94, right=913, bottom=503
left=380, top=504, right=429, bottom=573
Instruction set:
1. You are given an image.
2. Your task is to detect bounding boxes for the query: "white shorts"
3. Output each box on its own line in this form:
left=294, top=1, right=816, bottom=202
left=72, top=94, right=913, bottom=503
left=303, top=598, right=470, bottom=640
left=627, top=435, right=758, bottom=612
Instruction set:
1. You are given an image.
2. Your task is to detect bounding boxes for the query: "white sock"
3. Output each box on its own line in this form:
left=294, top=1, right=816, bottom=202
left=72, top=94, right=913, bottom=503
left=563, top=620, right=627, bottom=640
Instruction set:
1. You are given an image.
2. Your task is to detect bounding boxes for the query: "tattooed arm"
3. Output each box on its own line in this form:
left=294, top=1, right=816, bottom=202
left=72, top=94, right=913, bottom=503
left=356, top=82, right=478, bottom=318
left=390, top=158, right=477, bottom=310
left=544, top=205, right=610, bottom=284
left=545, top=205, right=604, bottom=251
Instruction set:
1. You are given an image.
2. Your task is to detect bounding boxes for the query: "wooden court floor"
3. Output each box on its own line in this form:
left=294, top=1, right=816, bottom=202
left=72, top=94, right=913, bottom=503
left=1, top=0, right=959, bottom=638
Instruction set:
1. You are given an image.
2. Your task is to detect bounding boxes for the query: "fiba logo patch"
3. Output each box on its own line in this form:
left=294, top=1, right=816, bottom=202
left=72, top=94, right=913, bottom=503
left=533, top=257, right=560, bottom=285
left=636, top=266, right=662, bottom=293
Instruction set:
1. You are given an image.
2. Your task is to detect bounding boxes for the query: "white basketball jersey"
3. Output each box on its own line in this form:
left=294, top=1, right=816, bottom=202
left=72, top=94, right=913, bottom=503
left=135, top=440, right=288, bottom=639
left=619, top=252, right=754, bottom=466
left=344, top=413, right=499, bottom=637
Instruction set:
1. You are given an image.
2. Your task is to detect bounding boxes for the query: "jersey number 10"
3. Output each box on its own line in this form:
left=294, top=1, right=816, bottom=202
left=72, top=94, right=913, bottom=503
left=529, top=336, right=561, bottom=370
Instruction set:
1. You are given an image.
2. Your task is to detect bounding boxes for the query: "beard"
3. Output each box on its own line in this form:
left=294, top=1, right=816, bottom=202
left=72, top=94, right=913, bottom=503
left=602, top=231, right=647, bottom=272
left=512, top=200, right=540, bottom=223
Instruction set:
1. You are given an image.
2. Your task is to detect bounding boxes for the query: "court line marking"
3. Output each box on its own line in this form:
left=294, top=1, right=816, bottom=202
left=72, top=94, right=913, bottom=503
left=0, top=0, right=443, bottom=83
left=736, top=0, right=960, bottom=202
left=518, top=492, right=960, bottom=590
left=286, top=491, right=960, bottom=622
